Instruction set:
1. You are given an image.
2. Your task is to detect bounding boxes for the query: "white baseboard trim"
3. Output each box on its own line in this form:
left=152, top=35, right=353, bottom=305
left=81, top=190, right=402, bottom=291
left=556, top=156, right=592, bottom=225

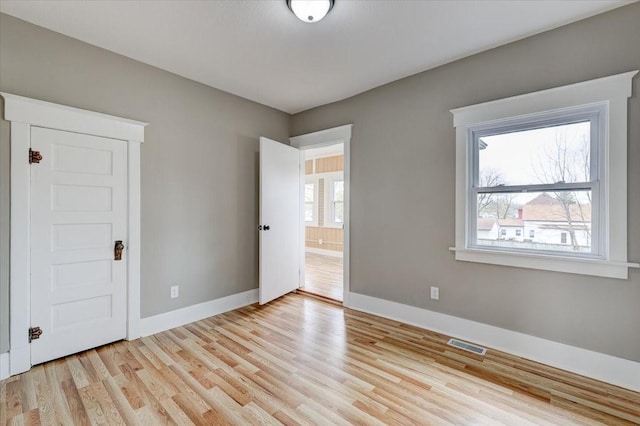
left=306, top=247, right=343, bottom=258
left=346, top=292, right=640, bottom=392
left=140, top=289, right=258, bottom=337
left=0, top=352, right=9, bottom=380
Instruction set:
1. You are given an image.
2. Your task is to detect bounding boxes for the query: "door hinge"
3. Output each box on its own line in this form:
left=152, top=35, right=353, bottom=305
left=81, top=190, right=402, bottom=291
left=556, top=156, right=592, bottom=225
left=29, top=149, right=43, bottom=164
left=29, top=326, right=43, bottom=342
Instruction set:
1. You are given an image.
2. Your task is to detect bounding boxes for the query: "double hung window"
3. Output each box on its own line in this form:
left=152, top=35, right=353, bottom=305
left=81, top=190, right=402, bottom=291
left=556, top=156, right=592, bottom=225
left=470, top=107, right=601, bottom=256
left=451, top=71, right=638, bottom=279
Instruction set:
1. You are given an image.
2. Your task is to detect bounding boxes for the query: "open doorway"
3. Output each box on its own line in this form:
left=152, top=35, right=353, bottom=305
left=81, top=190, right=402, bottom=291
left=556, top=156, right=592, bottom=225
left=290, top=124, right=352, bottom=305
left=301, top=144, right=344, bottom=301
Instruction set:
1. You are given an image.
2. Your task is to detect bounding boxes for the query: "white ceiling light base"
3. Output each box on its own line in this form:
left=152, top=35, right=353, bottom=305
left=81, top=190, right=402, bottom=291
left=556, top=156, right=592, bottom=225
left=287, top=0, right=334, bottom=23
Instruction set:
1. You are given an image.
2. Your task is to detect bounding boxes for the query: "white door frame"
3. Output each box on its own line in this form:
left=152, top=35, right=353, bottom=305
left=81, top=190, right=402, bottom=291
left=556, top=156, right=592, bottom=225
left=290, top=124, right=352, bottom=305
left=1, top=93, right=147, bottom=376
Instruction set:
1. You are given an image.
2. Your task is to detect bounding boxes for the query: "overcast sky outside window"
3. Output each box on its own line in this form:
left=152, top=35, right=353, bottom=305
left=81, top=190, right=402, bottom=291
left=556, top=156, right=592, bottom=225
left=478, top=121, right=590, bottom=205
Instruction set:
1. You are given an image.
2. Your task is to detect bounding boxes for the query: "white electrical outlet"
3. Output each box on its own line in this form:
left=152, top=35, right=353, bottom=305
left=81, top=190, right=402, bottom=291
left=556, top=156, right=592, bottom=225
left=430, top=286, right=439, bottom=300
left=170, top=285, right=179, bottom=299
left=318, top=238, right=323, bottom=245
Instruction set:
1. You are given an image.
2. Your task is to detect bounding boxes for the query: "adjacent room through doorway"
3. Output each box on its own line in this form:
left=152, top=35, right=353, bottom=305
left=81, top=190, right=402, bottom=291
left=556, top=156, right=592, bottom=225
left=301, top=143, right=344, bottom=301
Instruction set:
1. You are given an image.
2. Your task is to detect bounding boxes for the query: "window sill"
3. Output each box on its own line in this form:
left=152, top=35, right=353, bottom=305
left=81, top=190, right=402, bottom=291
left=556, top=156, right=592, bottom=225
left=448, top=247, right=639, bottom=280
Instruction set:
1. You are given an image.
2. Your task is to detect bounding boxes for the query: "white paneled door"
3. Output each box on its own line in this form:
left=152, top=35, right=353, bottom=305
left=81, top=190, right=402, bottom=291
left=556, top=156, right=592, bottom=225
left=30, top=127, right=128, bottom=365
left=259, top=137, right=301, bottom=304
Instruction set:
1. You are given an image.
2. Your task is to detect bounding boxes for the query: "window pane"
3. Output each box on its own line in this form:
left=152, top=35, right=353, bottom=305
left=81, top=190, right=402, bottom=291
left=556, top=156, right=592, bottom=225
left=334, top=181, right=344, bottom=202
left=305, top=203, right=313, bottom=222
left=305, top=183, right=314, bottom=202
left=305, top=183, right=314, bottom=222
left=334, top=201, right=344, bottom=223
left=476, top=190, right=592, bottom=253
left=478, top=121, right=591, bottom=187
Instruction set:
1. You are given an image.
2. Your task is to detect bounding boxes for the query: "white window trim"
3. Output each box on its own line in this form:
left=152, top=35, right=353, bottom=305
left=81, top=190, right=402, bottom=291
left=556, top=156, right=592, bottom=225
left=450, top=71, right=639, bottom=279
left=1, top=92, right=146, bottom=375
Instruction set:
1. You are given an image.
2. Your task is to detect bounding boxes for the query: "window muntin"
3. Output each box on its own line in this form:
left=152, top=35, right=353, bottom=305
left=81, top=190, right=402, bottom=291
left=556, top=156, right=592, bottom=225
left=469, top=108, right=601, bottom=257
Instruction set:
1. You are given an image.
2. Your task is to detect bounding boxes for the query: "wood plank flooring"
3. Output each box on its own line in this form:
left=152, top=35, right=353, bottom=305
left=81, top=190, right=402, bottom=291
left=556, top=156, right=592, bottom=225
left=303, top=252, right=343, bottom=301
left=2, top=294, right=639, bottom=425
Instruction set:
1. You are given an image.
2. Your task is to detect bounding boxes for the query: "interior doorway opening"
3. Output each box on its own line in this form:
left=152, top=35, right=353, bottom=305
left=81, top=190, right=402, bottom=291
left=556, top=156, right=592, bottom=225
left=301, top=143, right=344, bottom=301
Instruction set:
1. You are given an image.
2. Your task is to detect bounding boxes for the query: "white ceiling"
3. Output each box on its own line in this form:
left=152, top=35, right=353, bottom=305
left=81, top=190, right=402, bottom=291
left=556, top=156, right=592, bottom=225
left=0, top=1, right=633, bottom=114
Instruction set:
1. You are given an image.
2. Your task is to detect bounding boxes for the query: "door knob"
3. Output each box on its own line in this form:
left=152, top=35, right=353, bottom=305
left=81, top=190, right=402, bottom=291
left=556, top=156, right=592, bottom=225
left=257, top=225, right=271, bottom=231
left=264, top=225, right=270, bottom=230
left=114, top=240, right=125, bottom=261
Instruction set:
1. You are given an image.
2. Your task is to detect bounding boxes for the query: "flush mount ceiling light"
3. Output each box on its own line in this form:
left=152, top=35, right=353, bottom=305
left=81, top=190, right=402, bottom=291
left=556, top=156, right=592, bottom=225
left=287, top=0, right=334, bottom=23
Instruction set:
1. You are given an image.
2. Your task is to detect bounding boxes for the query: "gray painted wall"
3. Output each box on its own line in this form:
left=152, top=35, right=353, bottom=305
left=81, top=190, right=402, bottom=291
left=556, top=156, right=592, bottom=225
left=291, top=3, right=640, bottom=362
left=1, top=4, right=639, bottom=363
left=0, top=13, right=290, bottom=354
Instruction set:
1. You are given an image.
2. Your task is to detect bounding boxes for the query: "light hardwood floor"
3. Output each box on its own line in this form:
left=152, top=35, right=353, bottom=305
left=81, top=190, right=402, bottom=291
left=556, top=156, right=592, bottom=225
left=1, top=294, right=639, bottom=425
left=303, top=252, right=343, bottom=301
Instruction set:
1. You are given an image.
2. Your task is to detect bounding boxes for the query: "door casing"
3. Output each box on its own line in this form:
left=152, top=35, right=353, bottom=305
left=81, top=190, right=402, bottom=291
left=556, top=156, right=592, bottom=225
left=290, top=124, right=352, bottom=305
left=1, top=93, right=147, bottom=376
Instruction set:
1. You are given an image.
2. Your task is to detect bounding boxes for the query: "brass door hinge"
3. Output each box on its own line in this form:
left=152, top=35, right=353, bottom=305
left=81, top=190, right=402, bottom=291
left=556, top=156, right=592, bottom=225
left=29, top=149, right=43, bottom=164
left=29, top=326, right=42, bottom=342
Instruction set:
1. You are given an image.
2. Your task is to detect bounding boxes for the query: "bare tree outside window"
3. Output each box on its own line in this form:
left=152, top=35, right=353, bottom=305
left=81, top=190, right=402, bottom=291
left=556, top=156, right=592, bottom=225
left=532, top=125, right=592, bottom=250
left=477, top=169, right=517, bottom=219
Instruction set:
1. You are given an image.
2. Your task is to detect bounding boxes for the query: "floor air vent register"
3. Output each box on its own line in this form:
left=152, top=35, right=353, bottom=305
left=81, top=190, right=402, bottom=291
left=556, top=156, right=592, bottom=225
left=447, top=338, right=488, bottom=356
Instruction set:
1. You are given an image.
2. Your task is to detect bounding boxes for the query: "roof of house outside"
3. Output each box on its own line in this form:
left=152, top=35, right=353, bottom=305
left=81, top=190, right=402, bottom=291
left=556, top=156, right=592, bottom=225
left=521, top=193, right=591, bottom=222
left=476, top=218, right=497, bottom=230
left=498, top=219, right=524, bottom=227
left=525, top=193, right=558, bottom=205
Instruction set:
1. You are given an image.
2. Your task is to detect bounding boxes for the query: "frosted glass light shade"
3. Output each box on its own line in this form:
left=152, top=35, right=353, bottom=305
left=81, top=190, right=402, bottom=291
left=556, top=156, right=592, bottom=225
left=287, top=0, right=334, bottom=23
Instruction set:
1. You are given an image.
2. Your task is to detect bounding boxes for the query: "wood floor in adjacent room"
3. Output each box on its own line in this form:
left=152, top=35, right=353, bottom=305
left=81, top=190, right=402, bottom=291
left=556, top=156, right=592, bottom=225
left=303, top=252, right=343, bottom=301
left=2, top=294, right=639, bottom=425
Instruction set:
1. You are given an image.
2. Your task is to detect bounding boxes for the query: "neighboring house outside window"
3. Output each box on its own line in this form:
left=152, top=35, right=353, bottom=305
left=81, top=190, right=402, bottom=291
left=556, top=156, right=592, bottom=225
left=478, top=193, right=591, bottom=249
left=519, top=193, right=591, bottom=250
left=477, top=218, right=499, bottom=240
